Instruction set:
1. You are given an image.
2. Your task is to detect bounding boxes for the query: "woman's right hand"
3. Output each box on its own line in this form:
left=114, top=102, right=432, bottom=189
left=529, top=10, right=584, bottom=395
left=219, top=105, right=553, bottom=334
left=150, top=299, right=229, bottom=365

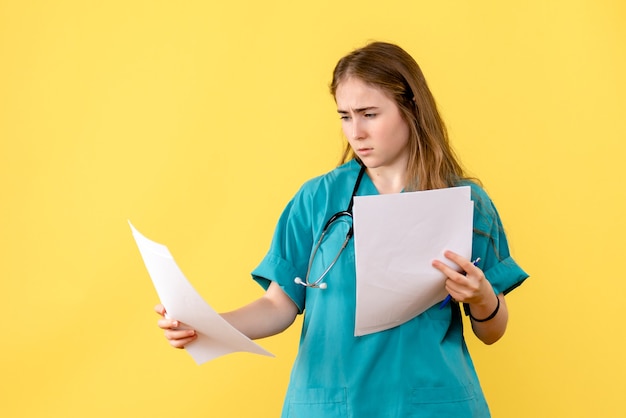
left=154, top=304, right=198, bottom=349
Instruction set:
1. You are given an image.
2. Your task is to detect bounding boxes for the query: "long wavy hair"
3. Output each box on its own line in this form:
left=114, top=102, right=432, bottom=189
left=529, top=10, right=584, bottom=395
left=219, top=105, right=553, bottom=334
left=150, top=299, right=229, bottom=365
left=330, top=42, right=472, bottom=191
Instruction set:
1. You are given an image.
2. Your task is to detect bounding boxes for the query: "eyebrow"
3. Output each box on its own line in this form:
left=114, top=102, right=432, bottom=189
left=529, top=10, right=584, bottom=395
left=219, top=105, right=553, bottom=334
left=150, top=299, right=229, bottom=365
left=337, top=106, right=379, bottom=114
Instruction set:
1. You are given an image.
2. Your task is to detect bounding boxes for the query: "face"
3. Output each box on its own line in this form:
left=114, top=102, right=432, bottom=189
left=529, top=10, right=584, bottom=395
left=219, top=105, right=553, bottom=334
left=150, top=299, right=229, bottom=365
left=335, top=77, right=411, bottom=173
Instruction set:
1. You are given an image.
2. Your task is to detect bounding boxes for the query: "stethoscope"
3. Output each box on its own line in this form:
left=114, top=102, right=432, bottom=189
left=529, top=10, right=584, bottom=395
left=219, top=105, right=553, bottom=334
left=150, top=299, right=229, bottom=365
left=294, top=164, right=367, bottom=290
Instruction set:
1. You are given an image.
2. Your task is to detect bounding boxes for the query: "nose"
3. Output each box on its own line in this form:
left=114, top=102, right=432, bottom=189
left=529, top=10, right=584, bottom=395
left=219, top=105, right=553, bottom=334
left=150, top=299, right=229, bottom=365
left=351, top=119, right=365, bottom=140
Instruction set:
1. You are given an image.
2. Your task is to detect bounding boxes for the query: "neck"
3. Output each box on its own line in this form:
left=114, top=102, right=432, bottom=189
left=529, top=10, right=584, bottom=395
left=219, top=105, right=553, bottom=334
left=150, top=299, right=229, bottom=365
left=366, top=167, right=406, bottom=194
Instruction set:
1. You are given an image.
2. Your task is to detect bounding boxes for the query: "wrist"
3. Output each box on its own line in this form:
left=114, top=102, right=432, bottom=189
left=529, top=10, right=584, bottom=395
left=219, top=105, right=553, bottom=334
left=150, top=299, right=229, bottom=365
left=468, top=292, right=500, bottom=323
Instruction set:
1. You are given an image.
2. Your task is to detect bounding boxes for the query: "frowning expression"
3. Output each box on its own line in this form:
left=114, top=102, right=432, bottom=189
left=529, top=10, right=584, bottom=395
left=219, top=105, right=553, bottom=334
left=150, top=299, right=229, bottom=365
left=335, top=77, right=410, bottom=172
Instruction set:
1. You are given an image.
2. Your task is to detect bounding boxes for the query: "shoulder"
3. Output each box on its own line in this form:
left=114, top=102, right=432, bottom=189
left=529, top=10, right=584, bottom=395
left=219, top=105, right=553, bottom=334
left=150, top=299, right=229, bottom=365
left=456, top=179, right=500, bottom=232
left=297, top=159, right=361, bottom=196
left=456, top=179, right=492, bottom=205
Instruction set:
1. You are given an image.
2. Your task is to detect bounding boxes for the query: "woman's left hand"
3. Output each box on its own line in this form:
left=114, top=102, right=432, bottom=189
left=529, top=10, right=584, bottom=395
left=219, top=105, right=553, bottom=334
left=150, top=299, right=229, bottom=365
left=432, top=250, right=508, bottom=344
left=431, top=250, right=493, bottom=305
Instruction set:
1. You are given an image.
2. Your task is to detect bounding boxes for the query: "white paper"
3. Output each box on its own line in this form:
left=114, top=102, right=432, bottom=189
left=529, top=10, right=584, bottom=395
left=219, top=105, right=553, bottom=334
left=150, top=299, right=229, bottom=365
left=352, top=186, right=473, bottom=336
left=129, top=221, right=273, bottom=364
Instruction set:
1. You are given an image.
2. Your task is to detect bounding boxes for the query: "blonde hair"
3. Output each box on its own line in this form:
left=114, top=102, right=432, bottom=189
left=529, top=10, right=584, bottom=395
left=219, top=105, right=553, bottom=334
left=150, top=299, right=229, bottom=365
left=330, top=42, right=471, bottom=191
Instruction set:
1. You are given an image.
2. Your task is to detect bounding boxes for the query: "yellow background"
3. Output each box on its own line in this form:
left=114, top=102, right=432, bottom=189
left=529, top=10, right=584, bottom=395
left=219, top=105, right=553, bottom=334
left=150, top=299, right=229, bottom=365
left=1, top=0, right=624, bottom=416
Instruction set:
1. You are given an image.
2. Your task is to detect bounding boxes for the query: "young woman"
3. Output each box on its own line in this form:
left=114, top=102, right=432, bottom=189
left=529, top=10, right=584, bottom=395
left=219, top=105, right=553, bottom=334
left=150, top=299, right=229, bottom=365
left=155, top=41, right=528, bottom=417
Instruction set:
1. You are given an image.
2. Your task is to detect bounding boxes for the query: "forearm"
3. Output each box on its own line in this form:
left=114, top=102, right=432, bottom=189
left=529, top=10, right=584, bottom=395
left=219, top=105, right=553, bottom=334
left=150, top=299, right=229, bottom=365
left=221, top=281, right=298, bottom=340
left=468, top=293, right=508, bottom=345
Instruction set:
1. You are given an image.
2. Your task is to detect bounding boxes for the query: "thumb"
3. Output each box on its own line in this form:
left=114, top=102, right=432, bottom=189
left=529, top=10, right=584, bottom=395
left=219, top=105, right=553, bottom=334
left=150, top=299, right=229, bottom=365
left=154, top=303, right=166, bottom=317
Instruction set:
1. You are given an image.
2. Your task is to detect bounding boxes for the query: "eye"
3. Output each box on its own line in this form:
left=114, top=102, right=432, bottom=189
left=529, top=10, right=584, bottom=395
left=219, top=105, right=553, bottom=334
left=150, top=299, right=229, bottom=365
left=339, top=115, right=351, bottom=121
left=364, top=113, right=376, bottom=118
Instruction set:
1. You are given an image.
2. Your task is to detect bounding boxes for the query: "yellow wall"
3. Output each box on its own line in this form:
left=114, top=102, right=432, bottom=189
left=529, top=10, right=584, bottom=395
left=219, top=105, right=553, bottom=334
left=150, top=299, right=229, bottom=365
left=1, top=0, right=624, bottom=416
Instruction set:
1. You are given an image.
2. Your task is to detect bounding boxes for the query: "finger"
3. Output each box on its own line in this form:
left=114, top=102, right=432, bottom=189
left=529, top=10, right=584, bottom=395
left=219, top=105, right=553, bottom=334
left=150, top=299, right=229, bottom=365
left=154, top=304, right=166, bottom=316
left=432, top=259, right=464, bottom=282
left=165, top=328, right=196, bottom=341
left=442, top=250, right=474, bottom=271
left=176, top=335, right=198, bottom=349
left=165, top=329, right=197, bottom=349
left=444, top=275, right=468, bottom=294
left=435, top=261, right=477, bottom=302
left=157, top=318, right=180, bottom=330
left=170, top=334, right=198, bottom=349
left=444, top=251, right=480, bottom=274
left=167, top=333, right=198, bottom=349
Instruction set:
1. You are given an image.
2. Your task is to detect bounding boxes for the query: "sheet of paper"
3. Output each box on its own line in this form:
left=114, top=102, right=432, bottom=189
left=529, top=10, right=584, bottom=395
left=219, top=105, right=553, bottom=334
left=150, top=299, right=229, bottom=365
left=352, top=186, right=473, bottom=336
left=129, top=221, right=273, bottom=364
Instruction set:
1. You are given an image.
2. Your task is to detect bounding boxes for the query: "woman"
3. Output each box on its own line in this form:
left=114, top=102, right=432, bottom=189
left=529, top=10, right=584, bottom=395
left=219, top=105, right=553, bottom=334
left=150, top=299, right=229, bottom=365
left=156, top=41, right=528, bottom=417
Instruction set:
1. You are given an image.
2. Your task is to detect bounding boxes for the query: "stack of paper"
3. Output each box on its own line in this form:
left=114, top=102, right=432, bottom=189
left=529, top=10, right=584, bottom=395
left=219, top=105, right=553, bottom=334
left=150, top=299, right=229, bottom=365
left=352, top=186, right=473, bottom=336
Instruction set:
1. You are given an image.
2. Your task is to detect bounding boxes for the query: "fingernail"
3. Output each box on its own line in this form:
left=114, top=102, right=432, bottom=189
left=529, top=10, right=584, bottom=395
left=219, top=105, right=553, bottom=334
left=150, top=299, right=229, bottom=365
left=172, top=320, right=179, bottom=328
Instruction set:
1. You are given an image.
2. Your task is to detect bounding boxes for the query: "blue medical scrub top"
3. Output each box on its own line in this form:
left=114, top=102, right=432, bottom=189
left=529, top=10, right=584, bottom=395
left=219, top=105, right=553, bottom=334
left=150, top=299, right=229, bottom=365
left=252, top=160, right=528, bottom=418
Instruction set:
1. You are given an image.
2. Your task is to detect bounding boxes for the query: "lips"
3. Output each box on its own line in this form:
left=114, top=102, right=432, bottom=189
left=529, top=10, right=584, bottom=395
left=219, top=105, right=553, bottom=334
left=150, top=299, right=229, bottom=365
left=357, top=147, right=373, bottom=156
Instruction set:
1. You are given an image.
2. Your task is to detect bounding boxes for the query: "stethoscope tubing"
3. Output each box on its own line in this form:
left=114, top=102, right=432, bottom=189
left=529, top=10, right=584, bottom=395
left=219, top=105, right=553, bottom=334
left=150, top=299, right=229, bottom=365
left=295, top=164, right=366, bottom=289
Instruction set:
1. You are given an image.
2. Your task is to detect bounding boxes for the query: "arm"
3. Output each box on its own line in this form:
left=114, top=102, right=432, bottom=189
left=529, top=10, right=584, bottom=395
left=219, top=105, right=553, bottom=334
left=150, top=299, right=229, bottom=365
left=432, top=250, right=508, bottom=345
left=465, top=291, right=508, bottom=345
left=221, top=281, right=299, bottom=340
left=155, top=281, right=299, bottom=349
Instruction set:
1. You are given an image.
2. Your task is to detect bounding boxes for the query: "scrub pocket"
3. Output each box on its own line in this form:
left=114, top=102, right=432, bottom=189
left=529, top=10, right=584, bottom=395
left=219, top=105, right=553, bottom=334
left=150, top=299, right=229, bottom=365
left=411, top=384, right=489, bottom=417
left=285, top=387, right=348, bottom=418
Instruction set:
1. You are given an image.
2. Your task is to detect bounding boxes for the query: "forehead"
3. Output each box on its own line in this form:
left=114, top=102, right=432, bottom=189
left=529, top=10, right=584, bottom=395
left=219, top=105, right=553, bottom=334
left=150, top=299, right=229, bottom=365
left=335, top=77, right=395, bottom=109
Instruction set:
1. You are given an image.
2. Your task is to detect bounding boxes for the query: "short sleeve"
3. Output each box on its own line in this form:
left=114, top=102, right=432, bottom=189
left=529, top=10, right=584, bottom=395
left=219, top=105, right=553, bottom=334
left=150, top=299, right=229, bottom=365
left=468, top=183, right=529, bottom=296
left=251, top=184, right=316, bottom=313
